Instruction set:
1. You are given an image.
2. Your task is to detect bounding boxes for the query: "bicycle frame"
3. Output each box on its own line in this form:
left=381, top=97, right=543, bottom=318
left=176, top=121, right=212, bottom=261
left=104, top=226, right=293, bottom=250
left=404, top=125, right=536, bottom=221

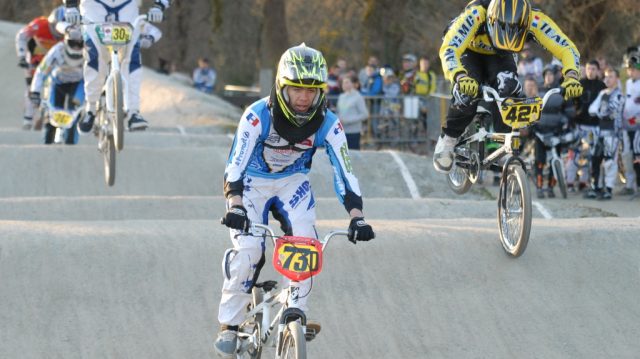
left=235, top=223, right=349, bottom=357
left=457, top=86, right=562, bottom=172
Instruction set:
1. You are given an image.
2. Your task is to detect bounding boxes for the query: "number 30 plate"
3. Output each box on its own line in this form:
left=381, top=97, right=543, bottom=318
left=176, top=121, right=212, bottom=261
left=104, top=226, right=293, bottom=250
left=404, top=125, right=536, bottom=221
left=95, top=22, right=133, bottom=46
left=273, top=236, right=323, bottom=281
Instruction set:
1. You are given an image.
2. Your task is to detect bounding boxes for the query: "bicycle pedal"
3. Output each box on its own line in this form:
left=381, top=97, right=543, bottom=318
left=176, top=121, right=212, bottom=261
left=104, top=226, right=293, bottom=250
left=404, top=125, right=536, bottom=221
left=305, top=321, right=321, bottom=342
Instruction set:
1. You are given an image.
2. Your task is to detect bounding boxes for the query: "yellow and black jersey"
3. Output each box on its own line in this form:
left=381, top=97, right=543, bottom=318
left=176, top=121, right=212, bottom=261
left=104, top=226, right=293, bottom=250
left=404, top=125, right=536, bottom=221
left=439, top=0, right=580, bottom=83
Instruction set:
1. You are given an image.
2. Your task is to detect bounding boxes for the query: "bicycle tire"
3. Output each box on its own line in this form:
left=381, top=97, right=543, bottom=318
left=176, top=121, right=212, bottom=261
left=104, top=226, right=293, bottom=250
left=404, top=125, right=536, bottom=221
left=497, top=164, right=531, bottom=257
left=112, top=71, right=125, bottom=151
left=103, top=134, right=116, bottom=187
left=245, top=287, right=263, bottom=359
left=552, top=159, right=567, bottom=199
left=446, top=123, right=478, bottom=195
left=447, top=164, right=473, bottom=194
left=279, top=321, right=306, bottom=359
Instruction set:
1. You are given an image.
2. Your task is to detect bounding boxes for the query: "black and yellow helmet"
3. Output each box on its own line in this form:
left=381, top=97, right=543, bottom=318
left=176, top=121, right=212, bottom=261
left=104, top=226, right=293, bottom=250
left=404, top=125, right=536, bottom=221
left=486, top=0, right=532, bottom=52
left=275, top=43, right=328, bottom=128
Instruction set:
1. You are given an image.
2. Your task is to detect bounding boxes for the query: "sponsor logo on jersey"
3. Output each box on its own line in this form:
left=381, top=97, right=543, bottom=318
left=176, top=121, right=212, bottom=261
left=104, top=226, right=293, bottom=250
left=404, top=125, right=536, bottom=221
left=539, top=21, right=569, bottom=47
left=340, top=143, right=353, bottom=173
left=334, top=122, right=344, bottom=135
left=472, top=8, right=480, bottom=21
left=532, top=15, right=540, bottom=28
left=245, top=112, right=259, bottom=127
left=448, top=14, right=475, bottom=48
left=234, top=131, right=250, bottom=165
left=289, top=180, right=311, bottom=209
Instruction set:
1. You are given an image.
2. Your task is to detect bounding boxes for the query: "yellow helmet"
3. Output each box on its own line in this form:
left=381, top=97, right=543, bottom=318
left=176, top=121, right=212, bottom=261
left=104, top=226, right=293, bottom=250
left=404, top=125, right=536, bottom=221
left=275, top=43, right=328, bottom=128
left=486, top=0, right=532, bottom=52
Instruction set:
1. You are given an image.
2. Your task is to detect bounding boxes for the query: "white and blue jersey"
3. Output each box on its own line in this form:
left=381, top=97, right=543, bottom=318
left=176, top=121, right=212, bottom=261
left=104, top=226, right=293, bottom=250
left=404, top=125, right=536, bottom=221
left=224, top=97, right=363, bottom=213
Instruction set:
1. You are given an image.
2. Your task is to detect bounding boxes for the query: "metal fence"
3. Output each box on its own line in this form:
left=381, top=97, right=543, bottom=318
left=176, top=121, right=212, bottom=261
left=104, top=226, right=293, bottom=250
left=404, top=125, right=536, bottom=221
left=327, top=93, right=451, bottom=155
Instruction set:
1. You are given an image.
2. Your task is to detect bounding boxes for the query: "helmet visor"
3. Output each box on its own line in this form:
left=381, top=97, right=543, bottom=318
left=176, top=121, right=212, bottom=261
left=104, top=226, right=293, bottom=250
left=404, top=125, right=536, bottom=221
left=67, top=39, right=84, bottom=51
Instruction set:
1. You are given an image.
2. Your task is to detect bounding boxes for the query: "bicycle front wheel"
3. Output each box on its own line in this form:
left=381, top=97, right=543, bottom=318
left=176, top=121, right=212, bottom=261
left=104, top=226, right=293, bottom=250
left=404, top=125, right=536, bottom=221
left=103, top=134, right=116, bottom=187
left=244, top=287, right=263, bottom=359
left=497, top=164, right=531, bottom=257
left=112, top=71, right=125, bottom=151
left=279, top=321, right=306, bottom=359
left=552, top=159, right=567, bottom=199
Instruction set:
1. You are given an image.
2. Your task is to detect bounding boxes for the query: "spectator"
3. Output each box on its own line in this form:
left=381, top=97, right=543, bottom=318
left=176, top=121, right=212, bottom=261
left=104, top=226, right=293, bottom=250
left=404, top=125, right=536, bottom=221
left=596, top=56, right=609, bottom=80
left=517, top=42, right=544, bottom=85
left=400, top=53, right=418, bottom=94
left=192, top=57, right=217, bottom=94
left=336, top=58, right=348, bottom=79
left=586, top=67, right=624, bottom=200
left=566, top=60, right=606, bottom=192
left=360, top=64, right=383, bottom=96
left=337, top=75, right=369, bottom=150
left=326, top=64, right=342, bottom=111
left=415, top=56, right=437, bottom=96
left=620, top=47, right=640, bottom=196
left=358, top=56, right=379, bottom=88
left=533, top=72, right=575, bottom=199
left=523, top=76, right=539, bottom=98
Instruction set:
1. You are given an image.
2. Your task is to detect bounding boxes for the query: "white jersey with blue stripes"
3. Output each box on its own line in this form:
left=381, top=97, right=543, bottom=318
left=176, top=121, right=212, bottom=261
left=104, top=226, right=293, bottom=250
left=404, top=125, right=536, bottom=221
left=225, top=97, right=363, bottom=210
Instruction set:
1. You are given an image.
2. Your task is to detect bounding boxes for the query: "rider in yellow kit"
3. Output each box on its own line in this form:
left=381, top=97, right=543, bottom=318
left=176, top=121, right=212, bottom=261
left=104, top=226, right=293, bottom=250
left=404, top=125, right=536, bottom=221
left=433, top=0, right=584, bottom=173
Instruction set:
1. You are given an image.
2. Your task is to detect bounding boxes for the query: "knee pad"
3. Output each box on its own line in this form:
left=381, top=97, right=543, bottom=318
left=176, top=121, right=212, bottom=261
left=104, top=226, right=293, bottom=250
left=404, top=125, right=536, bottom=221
left=496, top=71, right=522, bottom=97
left=221, top=247, right=263, bottom=293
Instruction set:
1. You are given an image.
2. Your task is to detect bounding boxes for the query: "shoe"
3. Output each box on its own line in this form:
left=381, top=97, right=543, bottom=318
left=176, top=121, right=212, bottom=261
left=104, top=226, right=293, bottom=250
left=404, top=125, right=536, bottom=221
left=601, top=188, right=612, bottom=200
left=128, top=112, right=148, bottom=131
left=547, top=188, right=556, bottom=198
left=578, top=182, right=588, bottom=191
left=616, top=187, right=636, bottom=196
left=77, top=111, right=96, bottom=134
left=433, top=134, right=457, bottom=173
left=536, top=188, right=545, bottom=199
left=22, top=119, right=32, bottom=130
left=213, top=329, right=237, bottom=358
left=585, top=189, right=599, bottom=199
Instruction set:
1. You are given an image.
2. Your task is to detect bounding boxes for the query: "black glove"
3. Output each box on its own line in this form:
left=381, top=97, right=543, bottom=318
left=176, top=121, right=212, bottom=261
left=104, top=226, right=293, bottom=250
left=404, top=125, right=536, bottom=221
left=221, top=205, right=250, bottom=231
left=29, top=92, right=41, bottom=107
left=348, top=217, right=375, bottom=243
left=18, top=57, right=28, bottom=69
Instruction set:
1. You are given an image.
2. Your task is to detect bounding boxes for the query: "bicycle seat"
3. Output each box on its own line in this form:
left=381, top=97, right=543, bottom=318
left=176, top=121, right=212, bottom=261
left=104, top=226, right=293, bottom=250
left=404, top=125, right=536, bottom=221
left=254, top=280, right=278, bottom=292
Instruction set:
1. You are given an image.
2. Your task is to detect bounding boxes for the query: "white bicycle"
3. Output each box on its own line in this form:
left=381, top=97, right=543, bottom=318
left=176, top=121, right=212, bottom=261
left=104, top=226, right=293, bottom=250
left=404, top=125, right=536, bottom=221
left=447, top=86, right=561, bottom=257
left=85, top=15, right=147, bottom=185
left=231, top=223, right=350, bottom=359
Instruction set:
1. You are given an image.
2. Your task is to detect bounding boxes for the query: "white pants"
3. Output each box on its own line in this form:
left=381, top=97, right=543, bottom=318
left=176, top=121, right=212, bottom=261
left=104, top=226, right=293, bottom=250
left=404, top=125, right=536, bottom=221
left=592, top=130, right=619, bottom=190
left=565, top=125, right=598, bottom=185
left=218, top=173, right=318, bottom=326
left=80, top=1, right=142, bottom=114
left=620, top=131, right=637, bottom=189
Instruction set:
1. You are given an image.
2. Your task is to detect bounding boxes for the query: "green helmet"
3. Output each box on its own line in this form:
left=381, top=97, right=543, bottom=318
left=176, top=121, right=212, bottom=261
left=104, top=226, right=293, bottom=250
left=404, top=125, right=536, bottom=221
left=275, top=43, right=328, bottom=128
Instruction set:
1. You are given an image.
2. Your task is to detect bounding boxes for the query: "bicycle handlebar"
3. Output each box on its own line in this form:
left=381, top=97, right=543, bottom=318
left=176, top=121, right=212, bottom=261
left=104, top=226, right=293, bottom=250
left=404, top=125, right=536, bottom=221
left=81, top=14, right=147, bottom=27
left=247, top=223, right=349, bottom=251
